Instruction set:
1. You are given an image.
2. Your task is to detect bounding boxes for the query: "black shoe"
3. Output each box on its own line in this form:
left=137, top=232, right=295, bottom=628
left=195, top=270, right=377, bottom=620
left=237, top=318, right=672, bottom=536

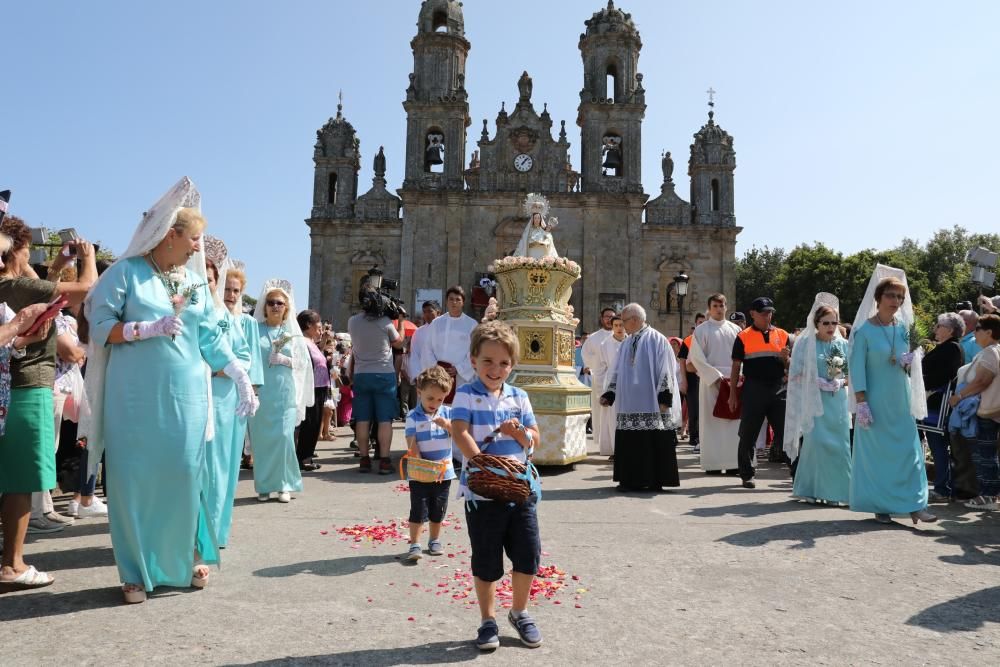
left=349, top=440, right=359, bottom=450
left=741, top=480, right=756, bottom=489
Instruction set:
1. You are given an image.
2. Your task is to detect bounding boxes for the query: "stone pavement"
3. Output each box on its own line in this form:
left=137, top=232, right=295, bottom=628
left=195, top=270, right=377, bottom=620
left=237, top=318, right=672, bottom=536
left=2, top=425, right=998, bottom=665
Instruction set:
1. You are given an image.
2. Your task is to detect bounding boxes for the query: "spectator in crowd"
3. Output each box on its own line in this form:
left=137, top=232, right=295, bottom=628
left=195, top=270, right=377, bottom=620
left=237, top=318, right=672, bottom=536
left=921, top=312, right=965, bottom=502
left=296, top=308, right=329, bottom=471
left=958, top=309, right=980, bottom=365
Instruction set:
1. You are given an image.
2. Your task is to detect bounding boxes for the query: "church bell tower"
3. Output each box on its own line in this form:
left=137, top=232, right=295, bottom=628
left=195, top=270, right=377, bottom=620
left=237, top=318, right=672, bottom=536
left=402, top=0, right=471, bottom=191
left=576, top=1, right=646, bottom=194
left=689, top=94, right=736, bottom=227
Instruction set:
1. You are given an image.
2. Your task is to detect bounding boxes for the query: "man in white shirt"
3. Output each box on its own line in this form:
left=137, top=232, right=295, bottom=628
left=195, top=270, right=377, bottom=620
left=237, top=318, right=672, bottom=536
left=596, top=315, right=627, bottom=457
left=406, top=299, right=440, bottom=386
left=580, top=307, right=616, bottom=451
left=420, top=286, right=477, bottom=402
left=688, top=293, right=743, bottom=472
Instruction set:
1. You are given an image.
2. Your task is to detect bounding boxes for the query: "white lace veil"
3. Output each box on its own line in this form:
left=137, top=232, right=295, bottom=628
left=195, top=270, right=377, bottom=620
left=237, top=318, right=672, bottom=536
left=81, top=177, right=211, bottom=476
left=847, top=263, right=927, bottom=419
left=784, top=293, right=843, bottom=459
left=253, top=278, right=314, bottom=422
left=203, top=235, right=234, bottom=311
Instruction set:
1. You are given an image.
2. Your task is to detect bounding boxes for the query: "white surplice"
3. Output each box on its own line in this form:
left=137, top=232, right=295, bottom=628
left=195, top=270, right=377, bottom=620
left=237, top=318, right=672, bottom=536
left=581, top=328, right=613, bottom=446
left=597, top=334, right=626, bottom=455
left=689, top=318, right=743, bottom=471
left=419, top=312, right=478, bottom=386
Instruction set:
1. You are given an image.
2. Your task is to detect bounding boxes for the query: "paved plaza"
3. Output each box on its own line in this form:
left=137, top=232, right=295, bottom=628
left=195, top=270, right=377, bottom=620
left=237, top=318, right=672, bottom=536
left=2, top=426, right=998, bottom=665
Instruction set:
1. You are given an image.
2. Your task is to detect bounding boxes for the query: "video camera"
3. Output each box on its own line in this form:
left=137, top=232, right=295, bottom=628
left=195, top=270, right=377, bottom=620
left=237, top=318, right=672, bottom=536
left=359, top=265, right=406, bottom=320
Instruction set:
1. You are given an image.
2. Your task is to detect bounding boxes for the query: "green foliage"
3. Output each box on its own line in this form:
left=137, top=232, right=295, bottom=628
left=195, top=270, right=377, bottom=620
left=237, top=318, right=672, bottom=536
left=735, top=226, right=999, bottom=333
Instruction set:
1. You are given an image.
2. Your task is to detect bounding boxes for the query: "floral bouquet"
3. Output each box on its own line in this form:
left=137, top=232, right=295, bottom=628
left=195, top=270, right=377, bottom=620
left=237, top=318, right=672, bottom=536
left=157, top=266, right=204, bottom=341
left=826, top=349, right=847, bottom=379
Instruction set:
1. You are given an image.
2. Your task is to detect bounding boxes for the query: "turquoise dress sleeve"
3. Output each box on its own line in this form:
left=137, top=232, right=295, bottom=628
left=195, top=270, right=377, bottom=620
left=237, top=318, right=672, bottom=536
left=240, top=314, right=265, bottom=386
left=195, top=284, right=235, bottom=372
left=88, top=259, right=131, bottom=346
left=849, top=326, right=868, bottom=394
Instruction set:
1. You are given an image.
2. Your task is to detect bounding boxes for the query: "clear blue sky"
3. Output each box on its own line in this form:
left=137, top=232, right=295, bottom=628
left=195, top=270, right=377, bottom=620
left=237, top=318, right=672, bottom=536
left=4, top=1, right=999, bottom=308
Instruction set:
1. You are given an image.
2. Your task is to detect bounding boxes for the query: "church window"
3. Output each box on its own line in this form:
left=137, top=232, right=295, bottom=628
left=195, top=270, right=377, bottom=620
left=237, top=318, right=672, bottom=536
left=432, top=11, right=448, bottom=33
left=328, top=173, right=338, bottom=205
left=711, top=178, right=720, bottom=211
left=605, top=63, right=618, bottom=103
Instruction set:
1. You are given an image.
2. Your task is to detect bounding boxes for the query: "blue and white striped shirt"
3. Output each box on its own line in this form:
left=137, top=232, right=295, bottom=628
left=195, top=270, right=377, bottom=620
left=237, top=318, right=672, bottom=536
left=404, top=403, right=456, bottom=480
left=451, top=379, right=538, bottom=500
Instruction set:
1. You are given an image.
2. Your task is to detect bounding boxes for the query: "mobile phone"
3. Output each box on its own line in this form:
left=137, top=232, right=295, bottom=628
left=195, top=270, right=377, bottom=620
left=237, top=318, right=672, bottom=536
left=29, top=227, right=50, bottom=245
left=57, top=228, right=80, bottom=256
left=23, top=294, right=69, bottom=337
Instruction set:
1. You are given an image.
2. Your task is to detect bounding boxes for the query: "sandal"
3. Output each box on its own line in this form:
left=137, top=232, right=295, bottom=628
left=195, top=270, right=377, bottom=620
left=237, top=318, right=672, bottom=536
left=191, top=565, right=210, bottom=589
left=0, top=565, right=54, bottom=592
left=122, top=583, right=146, bottom=604
left=964, top=495, right=999, bottom=511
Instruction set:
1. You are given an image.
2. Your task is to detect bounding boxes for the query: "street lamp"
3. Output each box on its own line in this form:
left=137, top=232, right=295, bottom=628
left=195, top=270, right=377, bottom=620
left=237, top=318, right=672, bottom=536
left=673, top=271, right=689, bottom=337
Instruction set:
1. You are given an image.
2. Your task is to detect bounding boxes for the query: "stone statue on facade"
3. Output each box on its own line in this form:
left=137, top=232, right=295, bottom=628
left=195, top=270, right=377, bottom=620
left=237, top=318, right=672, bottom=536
left=514, top=192, right=559, bottom=260
left=662, top=150, right=674, bottom=183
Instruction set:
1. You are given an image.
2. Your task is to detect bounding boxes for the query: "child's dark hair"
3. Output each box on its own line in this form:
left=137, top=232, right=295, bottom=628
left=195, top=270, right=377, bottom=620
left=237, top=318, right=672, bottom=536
left=415, top=365, right=454, bottom=393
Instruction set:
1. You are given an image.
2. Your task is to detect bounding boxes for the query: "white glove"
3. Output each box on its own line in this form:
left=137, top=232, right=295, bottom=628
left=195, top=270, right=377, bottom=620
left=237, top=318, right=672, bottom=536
left=122, top=315, right=183, bottom=342
left=856, top=401, right=874, bottom=429
left=817, top=377, right=845, bottom=393
left=269, top=351, right=293, bottom=367
left=223, top=360, right=259, bottom=417
left=899, top=351, right=915, bottom=367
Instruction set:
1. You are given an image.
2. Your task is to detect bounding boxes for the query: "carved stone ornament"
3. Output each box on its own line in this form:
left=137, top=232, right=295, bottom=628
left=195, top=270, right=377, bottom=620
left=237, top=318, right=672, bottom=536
left=510, top=126, right=539, bottom=154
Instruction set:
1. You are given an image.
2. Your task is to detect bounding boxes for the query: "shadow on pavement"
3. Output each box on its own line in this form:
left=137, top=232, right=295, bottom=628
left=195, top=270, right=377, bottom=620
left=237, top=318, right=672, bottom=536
left=686, top=500, right=825, bottom=519
left=225, top=639, right=480, bottom=665
left=23, top=545, right=116, bottom=572
left=24, top=520, right=110, bottom=543
left=719, top=518, right=901, bottom=549
left=906, top=586, right=1000, bottom=632
left=0, top=585, right=123, bottom=620
left=253, top=553, right=401, bottom=578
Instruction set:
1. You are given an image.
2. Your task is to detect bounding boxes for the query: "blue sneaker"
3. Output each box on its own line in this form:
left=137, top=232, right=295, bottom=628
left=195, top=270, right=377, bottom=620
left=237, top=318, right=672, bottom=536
left=507, top=610, right=542, bottom=648
left=476, top=619, right=500, bottom=650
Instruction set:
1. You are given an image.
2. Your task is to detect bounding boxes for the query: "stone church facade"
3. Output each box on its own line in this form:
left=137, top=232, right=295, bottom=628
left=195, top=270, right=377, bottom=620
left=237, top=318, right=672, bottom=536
left=307, top=0, right=741, bottom=335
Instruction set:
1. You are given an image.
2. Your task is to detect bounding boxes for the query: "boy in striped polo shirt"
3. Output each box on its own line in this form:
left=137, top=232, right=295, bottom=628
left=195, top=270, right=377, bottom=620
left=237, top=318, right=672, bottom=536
left=452, top=321, right=543, bottom=651
left=403, top=366, right=456, bottom=561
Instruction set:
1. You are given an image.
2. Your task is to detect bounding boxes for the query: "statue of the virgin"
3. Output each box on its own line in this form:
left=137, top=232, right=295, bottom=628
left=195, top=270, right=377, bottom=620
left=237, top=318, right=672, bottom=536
left=514, top=192, right=559, bottom=260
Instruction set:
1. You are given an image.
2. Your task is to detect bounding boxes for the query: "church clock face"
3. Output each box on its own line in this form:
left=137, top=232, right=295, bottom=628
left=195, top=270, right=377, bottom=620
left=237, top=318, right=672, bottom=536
left=513, top=153, right=534, bottom=172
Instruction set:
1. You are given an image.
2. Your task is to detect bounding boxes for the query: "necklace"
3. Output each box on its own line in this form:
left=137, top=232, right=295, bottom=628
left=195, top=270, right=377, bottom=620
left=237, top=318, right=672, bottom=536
left=874, top=314, right=897, bottom=365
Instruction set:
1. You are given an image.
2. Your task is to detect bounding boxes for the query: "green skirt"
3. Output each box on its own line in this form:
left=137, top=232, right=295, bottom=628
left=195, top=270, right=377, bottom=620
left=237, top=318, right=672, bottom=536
left=0, top=387, right=55, bottom=493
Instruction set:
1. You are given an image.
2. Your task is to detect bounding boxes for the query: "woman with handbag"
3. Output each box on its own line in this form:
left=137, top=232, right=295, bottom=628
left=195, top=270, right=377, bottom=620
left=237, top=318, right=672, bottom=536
left=947, top=314, right=1000, bottom=510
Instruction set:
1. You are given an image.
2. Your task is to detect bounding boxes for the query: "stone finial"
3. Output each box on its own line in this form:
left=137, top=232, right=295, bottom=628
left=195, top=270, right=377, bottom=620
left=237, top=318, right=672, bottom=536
left=559, top=120, right=567, bottom=141
left=481, top=118, right=489, bottom=141
left=337, top=89, right=344, bottom=119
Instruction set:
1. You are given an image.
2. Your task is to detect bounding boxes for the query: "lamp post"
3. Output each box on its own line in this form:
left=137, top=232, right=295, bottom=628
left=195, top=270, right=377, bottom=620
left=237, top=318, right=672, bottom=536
left=673, top=271, right=689, bottom=337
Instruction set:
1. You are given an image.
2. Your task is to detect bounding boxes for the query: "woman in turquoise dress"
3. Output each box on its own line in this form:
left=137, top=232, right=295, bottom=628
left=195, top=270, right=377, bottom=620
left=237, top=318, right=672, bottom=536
left=248, top=279, right=311, bottom=503
left=785, top=294, right=852, bottom=505
left=202, top=247, right=263, bottom=549
left=847, top=269, right=936, bottom=524
left=83, top=178, right=259, bottom=603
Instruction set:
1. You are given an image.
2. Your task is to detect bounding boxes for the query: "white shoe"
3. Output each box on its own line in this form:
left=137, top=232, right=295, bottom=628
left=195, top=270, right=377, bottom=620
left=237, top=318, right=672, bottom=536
left=67, top=500, right=81, bottom=518
left=77, top=498, right=108, bottom=518
left=277, top=491, right=291, bottom=503
left=257, top=493, right=270, bottom=502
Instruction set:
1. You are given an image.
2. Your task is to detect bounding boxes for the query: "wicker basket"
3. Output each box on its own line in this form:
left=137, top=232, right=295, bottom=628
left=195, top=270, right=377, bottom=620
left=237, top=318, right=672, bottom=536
left=466, top=453, right=539, bottom=504
left=399, top=453, right=449, bottom=483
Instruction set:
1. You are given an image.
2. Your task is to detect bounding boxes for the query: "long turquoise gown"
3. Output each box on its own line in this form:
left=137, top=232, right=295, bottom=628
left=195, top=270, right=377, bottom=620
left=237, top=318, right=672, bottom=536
left=203, top=309, right=263, bottom=547
left=248, top=323, right=303, bottom=495
left=792, top=338, right=852, bottom=504
left=849, top=321, right=928, bottom=514
left=89, top=256, right=235, bottom=590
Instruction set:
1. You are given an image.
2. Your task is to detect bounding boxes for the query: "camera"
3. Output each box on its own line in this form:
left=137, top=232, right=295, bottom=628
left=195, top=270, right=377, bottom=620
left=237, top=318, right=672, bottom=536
left=359, top=265, right=406, bottom=319
left=956, top=301, right=974, bottom=312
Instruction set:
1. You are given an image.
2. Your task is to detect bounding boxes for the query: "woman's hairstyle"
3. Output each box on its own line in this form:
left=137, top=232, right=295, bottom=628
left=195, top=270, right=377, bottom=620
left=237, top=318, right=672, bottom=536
left=415, top=365, right=454, bottom=393
left=265, top=288, right=290, bottom=322
left=707, top=293, right=727, bottom=307
left=977, top=313, right=1000, bottom=341
left=296, top=308, right=321, bottom=331
left=0, top=215, right=33, bottom=265
left=445, top=285, right=465, bottom=301
left=813, top=305, right=839, bottom=328
left=0, top=232, right=12, bottom=256
left=936, top=312, right=965, bottom=339
left=226, top=268, right=247, bottom=290
left=874, top=277, right=907, bottom=303
left=173, top=207, right=206, bottom=235
left=469, top=320, right=520, bottom=365
left=205, top=258, right=219, bottom=284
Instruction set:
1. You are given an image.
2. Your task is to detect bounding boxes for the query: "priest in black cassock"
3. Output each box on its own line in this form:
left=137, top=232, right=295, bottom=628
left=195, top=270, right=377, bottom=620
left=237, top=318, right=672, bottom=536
left=601, top=303, right=682, bottom=492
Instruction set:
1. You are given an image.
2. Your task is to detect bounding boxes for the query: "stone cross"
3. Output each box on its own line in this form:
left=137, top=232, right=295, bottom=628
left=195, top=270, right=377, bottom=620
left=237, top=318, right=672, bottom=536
left=706, top=87, right=716, bottom=106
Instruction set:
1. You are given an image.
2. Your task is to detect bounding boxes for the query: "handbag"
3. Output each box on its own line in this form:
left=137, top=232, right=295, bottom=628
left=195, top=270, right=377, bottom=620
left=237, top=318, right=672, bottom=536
left=713, top=377, right=743, bottom=420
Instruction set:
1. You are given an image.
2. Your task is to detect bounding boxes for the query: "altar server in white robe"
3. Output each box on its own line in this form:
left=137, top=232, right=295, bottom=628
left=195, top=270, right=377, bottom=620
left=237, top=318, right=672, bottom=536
left=597, top=316, right=627, bottom=456
left=688, top=293, right=743, bottom=472
left=581, top=307, right=617, bottom=450
left=419, top=286, right=477, bottom=400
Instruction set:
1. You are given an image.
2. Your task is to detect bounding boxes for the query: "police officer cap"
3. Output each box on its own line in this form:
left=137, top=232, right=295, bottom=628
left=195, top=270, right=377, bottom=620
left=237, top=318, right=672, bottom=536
left=729, top=311, right=746, bottom=322
left=750, top=297, right=775, bottom=312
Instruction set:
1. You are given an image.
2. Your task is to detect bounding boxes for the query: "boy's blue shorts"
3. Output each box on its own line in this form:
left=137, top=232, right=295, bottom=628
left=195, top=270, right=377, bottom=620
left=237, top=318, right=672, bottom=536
left=464, top=494, right=540, bottom=582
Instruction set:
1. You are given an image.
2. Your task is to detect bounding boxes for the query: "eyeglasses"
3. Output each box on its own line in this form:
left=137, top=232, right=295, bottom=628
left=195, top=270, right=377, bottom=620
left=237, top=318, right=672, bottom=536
left=883, top=292, right=906, bottom=301
left=266, top=300, right=286, bottom=307
left=820, top=321, right=839, bottom=326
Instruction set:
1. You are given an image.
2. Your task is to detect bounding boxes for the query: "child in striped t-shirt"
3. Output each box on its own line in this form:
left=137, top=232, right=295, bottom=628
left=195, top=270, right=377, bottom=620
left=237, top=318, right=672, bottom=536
left=403, top=366, right=456, bottom=561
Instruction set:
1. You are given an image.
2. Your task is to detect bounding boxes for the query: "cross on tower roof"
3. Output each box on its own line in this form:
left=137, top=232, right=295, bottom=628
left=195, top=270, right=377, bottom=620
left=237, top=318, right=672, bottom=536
left=706, top=87, right=716, bottom=107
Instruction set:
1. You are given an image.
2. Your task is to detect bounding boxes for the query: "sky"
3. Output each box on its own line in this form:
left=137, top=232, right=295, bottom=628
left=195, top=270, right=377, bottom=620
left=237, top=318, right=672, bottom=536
left=4, top=1, right=999, bottom=305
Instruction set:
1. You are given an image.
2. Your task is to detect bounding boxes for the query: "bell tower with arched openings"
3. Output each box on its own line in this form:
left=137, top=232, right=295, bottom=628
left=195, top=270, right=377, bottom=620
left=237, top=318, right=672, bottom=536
left=576, top=1, right=645, bottom=194
left=402, top=0, right=471, bottom=191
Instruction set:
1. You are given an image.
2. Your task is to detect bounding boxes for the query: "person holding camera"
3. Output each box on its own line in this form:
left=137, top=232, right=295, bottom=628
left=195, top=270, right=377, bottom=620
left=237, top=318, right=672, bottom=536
left=348, top=285, right=406, bottom=473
